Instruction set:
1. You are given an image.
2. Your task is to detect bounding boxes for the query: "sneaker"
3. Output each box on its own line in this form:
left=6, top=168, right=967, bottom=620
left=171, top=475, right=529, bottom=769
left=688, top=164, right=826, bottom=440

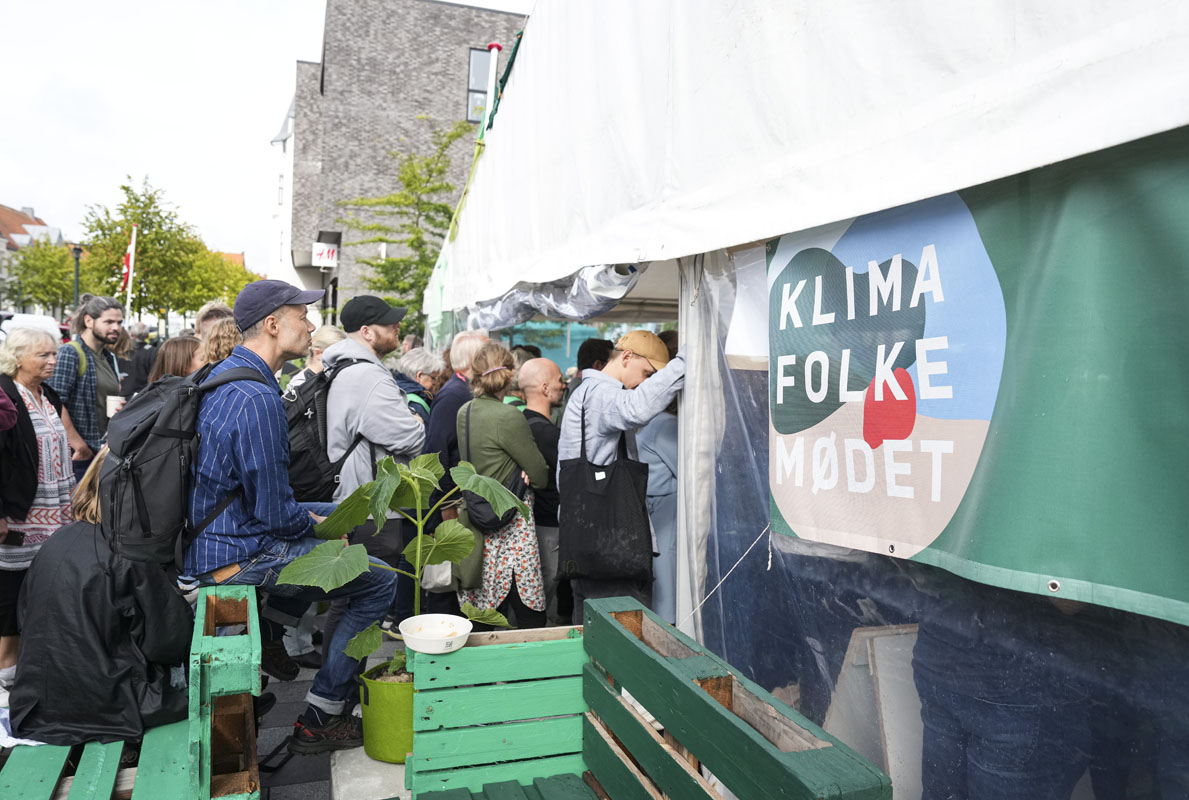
left=261, top=641, right=300, bottom=682
left=292, top=650, right=323, bottom=670
left=288, top=713, right=364, bottom=755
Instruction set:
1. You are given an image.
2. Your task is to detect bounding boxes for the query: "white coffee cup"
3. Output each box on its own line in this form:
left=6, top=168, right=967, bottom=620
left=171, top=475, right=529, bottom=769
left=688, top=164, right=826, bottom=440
left=106, top=395, right=125, bottom=419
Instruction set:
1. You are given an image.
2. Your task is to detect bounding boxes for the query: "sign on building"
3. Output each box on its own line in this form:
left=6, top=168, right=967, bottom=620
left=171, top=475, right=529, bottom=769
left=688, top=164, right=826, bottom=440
left=312, top=243, right=338, bottom=268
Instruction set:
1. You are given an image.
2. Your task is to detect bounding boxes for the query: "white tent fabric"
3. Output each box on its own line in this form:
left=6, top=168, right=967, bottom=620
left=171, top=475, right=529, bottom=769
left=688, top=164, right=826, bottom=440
left=431, top=0, right=1189, bottom=316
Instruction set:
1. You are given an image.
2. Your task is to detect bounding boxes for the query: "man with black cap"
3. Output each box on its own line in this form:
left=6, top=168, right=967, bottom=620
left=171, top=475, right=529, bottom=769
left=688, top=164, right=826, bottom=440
left=184, top=280, right=397, bottom=755
left=318, top=296, right=425, bottom=636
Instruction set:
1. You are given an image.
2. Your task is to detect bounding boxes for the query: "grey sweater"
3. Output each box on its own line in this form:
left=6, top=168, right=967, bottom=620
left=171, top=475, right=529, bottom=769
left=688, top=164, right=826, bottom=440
left=323, top=338, right=426, bottom=502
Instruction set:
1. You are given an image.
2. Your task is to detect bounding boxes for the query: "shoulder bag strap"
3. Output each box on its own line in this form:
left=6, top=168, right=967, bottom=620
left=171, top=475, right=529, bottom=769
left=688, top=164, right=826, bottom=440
left=579, top=400, right=588, bottom=460
left=464, top=402, right=473, bottom=461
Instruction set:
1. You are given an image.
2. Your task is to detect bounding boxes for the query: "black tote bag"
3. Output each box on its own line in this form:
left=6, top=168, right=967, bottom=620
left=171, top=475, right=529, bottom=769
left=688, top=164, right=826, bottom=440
left=558, top=406, right=653, bottom=581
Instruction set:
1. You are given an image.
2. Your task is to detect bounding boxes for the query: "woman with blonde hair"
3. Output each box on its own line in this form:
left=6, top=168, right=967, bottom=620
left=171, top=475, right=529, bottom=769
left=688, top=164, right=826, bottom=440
left=8, top=448, right=193, bottom=744
left=456, top=343, right=550, bottom=627
left=202, top=317, right=243, bottom=364
left=287, top=325, right=347, bottom=391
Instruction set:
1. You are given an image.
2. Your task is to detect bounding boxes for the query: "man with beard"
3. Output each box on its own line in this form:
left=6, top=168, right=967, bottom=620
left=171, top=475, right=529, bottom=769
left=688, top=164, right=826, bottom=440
left=49, top=295, right=125, bottom=481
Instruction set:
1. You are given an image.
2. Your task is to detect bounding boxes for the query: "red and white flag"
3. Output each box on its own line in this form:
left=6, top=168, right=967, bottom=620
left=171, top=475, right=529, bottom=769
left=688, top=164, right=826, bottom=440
left=120, top=224, right=138, bottom=301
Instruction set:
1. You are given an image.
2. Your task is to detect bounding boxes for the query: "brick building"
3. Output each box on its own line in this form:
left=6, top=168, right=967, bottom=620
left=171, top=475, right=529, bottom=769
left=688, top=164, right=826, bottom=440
left=271, top=0, right=525, bottom=320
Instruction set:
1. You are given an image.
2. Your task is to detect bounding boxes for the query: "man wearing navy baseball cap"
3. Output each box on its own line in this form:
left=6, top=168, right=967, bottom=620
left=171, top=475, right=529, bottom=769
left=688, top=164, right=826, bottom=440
left=184, top=280, right=398, bottom=754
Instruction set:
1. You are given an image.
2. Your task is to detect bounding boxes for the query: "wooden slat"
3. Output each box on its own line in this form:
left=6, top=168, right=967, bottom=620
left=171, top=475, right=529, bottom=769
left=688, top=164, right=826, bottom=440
left=0, top=745, right=71, bottom=800
left=413, top=636, right=587, bottom=689
left=414, top=676, right=586, bottom=731
left=583, top=664, right=716, bottom=800
left=582, top=597, right=891, bottom=800
left=130, top=720, right=191, bottom=800
left=417, top=788, right=475, bottom=800
left=412, top=715, right=583, bottom=771
left=533, top=772, right=600, bottom=799
left=478, top=780, right=531, bottom=800
left=65, top=741, right=123, bottom=800
left=409, top=754, right=587, bottom=797
left=581, top=715, right=661, bottom=800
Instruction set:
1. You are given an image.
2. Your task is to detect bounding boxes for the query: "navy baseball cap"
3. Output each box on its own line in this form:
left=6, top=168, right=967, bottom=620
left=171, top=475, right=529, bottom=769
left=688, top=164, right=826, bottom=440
left=340, top=295, right=407, bottom=332
left=234, top=280, right=324, bottom=330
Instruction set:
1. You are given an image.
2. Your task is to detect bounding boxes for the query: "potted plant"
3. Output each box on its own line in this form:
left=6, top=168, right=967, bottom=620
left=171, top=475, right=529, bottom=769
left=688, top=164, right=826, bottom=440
left=277, top=452, right=522, bottom=762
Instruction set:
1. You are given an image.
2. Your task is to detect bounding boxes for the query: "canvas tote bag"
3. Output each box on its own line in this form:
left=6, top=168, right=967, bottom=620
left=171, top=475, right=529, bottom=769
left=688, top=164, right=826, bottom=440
left=558, top=405, right=653, bottom=581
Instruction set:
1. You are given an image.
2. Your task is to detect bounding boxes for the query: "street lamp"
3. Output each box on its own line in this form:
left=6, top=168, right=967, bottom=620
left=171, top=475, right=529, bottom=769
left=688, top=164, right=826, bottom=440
left=72, top=246, right=83, bottom=309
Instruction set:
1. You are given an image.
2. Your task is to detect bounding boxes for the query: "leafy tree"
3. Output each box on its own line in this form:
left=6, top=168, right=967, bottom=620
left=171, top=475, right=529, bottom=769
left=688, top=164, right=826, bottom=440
left=82, top=177, right=258, bottom=316
left=337, top=117, right=474, bottom=337
left=5, top=238, right=75, bottom=317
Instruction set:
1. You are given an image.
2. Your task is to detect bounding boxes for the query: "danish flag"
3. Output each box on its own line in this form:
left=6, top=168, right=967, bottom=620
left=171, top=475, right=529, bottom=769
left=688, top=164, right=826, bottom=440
left=120, top=224, right=138, bottom=295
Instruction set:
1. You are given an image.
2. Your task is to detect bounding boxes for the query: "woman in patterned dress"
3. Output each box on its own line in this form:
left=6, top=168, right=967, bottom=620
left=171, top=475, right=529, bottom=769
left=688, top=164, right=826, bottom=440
left=0, top=328, right=75, bottom=691
left=456, top=343, right=550, bottom=627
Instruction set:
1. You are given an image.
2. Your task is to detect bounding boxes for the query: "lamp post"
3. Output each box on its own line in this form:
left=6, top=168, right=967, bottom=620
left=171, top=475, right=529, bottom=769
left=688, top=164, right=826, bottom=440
left=72, top=245, right=82, bottom=309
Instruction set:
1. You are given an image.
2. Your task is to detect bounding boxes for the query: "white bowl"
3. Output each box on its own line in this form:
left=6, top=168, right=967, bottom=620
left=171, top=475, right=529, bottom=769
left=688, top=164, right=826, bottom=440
left=398, top=613, right=473, bottom=654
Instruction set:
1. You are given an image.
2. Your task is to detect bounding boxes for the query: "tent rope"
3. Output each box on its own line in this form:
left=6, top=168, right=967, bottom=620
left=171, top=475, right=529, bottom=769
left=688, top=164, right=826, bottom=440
left=679, top=524, right=771, bottom=629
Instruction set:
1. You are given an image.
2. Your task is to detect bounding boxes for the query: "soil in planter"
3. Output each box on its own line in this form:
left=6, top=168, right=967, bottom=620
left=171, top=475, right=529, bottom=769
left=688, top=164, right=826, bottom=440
left=375, top=669, right=413, bottom=684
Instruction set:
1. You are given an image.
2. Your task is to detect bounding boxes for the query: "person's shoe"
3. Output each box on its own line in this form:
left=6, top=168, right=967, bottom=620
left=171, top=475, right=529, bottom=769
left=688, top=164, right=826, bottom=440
left=253, top=691, right=277, bottom=726
left=288, top=713, right=364, bottom=755
left=293, top=650, right=322, bottom=670
left=311, top=630, right=323, bottom=647
left=261, top=641, right=300, bottom=682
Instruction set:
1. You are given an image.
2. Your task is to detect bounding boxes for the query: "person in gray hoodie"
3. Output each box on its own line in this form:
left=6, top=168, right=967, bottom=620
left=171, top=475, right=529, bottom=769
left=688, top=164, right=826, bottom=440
left=320, top=296, right=426, bottom=647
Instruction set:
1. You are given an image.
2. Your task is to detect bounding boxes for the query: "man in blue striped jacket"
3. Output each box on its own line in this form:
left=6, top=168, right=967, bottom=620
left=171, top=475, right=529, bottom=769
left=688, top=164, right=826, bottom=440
left=184, top=279, right=396, bottom=755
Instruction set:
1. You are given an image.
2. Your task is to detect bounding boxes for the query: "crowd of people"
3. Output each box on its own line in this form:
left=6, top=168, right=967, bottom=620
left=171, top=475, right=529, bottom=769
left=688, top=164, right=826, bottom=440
left=0, top=279, right=684, bottom=756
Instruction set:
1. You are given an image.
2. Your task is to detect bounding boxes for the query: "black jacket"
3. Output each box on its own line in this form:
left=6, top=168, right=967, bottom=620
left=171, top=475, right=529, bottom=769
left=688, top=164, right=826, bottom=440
left=0, top=375, right=63, bottom=522
left=524, top=409, right=561, bottom=526
left=10, top=521, right=193, bottom=745
left=426, top=374, right=472, bottom=494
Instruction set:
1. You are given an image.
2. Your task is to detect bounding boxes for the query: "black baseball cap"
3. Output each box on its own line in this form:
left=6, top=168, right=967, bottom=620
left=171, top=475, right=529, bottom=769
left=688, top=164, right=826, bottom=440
left=234, top=279, right=324, bottom=330
left=341, top=295, right=407, bottom=333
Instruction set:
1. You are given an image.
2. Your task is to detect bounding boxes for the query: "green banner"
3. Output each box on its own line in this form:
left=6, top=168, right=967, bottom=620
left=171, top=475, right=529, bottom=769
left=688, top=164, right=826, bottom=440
left=768, top=127, right=1189, bottom=625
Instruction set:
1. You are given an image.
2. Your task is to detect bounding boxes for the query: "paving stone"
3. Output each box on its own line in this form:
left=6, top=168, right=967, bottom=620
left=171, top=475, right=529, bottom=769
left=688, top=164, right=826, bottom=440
left=330, top=746, right=408, bottom=800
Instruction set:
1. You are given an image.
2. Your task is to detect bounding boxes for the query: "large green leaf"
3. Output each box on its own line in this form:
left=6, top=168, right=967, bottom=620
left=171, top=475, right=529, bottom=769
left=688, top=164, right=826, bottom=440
left=368, top=458, right=403, bottom=530
left=449, top=461, right=531, bottom=520
left=388, top=463, right=426, bottom=512
left=313, top=484, right=373, bottom=540
left=402, top=519, right=475, bottom=569
left=461, top=602, right=514, bottom=629
left=408, top=453, right=445, bottom=487
left=276, top=540, right=370, bottom=592
left=344, top=621, right=384, bottom=661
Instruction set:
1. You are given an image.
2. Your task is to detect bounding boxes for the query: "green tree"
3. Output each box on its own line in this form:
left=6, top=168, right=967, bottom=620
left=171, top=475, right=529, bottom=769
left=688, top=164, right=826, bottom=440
left=5, top=238, right=75, bottom=317
left=337, top=117, right=474, bottom=337
left=82, top=177, right=257, bottom=316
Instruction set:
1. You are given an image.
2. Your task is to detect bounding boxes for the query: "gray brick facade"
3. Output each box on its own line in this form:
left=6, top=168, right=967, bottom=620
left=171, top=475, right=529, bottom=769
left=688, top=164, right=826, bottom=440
left=291, top=0, right=524, bottom=312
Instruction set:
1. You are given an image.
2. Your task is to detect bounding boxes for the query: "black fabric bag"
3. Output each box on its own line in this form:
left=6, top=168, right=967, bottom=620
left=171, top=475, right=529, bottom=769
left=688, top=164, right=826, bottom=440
left=283, top=358, right=369, bottom=502
left=100, top=363, right=267, bottom=568
left=557, top=406, right=653, bottom=581
left=460, top=402, right=529, bottom=533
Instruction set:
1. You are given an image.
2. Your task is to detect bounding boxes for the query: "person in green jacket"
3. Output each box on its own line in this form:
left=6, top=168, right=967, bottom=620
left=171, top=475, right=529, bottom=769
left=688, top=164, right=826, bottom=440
left=456, top=343, right=550, bottom=627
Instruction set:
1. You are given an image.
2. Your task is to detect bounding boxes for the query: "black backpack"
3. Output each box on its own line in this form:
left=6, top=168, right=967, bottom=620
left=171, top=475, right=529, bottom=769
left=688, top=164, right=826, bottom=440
left=99, top=363, right=267, bottom=567
left=283, top=359, right=369, bottom=502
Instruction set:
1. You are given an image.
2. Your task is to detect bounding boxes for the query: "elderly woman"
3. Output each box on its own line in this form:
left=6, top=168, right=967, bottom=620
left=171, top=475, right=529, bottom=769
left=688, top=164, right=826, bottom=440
left=392, top=346, right=444, bottom=424
left=0, top=328, right=74, bottom=691
left=456, top=343, right=550, bottom=627
left=287, top=325, right=347, bottom=391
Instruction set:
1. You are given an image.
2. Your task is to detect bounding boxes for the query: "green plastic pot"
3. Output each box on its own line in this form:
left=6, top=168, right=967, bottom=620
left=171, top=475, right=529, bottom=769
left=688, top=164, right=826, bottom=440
left=359, top=662, right=414, bottom=763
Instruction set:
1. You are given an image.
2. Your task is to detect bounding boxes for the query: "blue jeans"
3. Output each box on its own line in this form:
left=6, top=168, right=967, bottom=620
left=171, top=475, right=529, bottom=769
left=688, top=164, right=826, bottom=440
left=209, top=536, right=396, bottom=715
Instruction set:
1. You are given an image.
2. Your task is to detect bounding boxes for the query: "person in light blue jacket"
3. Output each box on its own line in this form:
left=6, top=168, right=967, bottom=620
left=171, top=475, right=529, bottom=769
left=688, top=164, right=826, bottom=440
left=637, top=404, right=677, bottom=623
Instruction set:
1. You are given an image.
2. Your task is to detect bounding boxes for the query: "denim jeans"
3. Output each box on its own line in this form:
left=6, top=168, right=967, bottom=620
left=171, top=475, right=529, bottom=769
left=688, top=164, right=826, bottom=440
left=210, top=536, right=396, bottom=715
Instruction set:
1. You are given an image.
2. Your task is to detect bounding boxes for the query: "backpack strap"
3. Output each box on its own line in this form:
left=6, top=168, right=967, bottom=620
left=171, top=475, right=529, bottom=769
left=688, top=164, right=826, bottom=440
left=69, top=339, right=87, bottom=378
left=408, top=393, right=430, bottom=414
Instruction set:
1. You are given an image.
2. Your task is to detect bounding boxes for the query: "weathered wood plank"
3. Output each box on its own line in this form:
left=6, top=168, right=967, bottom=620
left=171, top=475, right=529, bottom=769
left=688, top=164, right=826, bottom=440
left=581, top=714, right=661, bottom=800
left=412, top=715, right=583, bottom=771
left=0, top=744, right=71, bottom=800
left=533, top=773, right=599, bottom=800
left=413, top=636, right=587, bottom=690
left=416, top=788, right=475, bottom=800
left=130, top=719, right=191, bottom=800
left=583, top=664, right=717, bottom=800
left=65, top=741, right=123, bottom=800
left=583, top=597, right=892, bottom=800
left=477, top=780, right=531, bottom=800
left=409, top=753, right=587, bottom=797
left=414, top=676, right=586, bottom=732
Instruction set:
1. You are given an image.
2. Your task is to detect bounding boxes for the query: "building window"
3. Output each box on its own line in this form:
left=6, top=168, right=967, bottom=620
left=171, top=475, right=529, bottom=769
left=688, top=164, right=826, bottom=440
left=467, top=47, right=492, bottom=124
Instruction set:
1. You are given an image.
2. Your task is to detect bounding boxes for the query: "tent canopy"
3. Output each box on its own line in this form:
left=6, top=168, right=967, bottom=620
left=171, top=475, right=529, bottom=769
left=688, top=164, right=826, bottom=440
left=428, top=0, right=1189, bottom=324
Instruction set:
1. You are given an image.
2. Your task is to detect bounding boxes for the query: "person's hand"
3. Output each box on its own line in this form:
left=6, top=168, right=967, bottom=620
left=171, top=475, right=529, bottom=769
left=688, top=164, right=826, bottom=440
left=0, top=517, right=7, bottom=544
left=308, top=512, right=326, bottom=524
left=521, top=470, right=529, bottom=485
left=70, top=439, right=94, bottom=461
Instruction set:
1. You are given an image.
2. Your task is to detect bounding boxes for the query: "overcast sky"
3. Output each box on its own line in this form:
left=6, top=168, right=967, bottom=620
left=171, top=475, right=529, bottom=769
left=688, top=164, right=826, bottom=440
left=1, top=0, right=531, bottom=276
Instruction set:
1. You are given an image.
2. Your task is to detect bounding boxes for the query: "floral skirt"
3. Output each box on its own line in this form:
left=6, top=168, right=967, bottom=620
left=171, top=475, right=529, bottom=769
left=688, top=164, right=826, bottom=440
left=458, top=500, right=545, bottom=613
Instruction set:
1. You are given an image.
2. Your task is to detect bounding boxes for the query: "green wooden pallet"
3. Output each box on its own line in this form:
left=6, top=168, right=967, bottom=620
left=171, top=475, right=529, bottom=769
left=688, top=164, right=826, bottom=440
left=0, top=585, right=262, bottom=800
